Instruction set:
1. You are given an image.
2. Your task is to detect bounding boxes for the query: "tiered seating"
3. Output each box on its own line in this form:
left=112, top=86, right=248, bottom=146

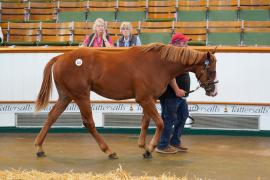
left=116, top=0, right=146, bottom=22
left=207, top=21, right=242, bottom=46
left=2, top=20, right=270, bottom=47
left=0, top=0, right=22, bottom=2
left=207, top=0, right=239, bottom=21
left=177, top=0, right=206, bottom=21
left=147, top=1, right=176, bottom=22
left=243, top=21, right=270, bottom=46
left=72, top=21, right=94, bottom=45
left=28, top=2, right=57, bottom=22
left=106, top=21, right=121, bottom=43
left=0, top=0, right=269, bottom=46
left=38, top=22, right=73, bottom=46
left=87, top=1, right=116, bottom=21
left=0, top=2, right=28, bottom=22
left=139, top=21, right=172, bottom=44
left=174, top=21, right=206, bottom=46
left=240, top=0, right=269, bottom=21
left=1, top=1, right=269, bottom=23
left=4, top=22, right=40, bottom=46
left=57, top=1, right=87, bottom=22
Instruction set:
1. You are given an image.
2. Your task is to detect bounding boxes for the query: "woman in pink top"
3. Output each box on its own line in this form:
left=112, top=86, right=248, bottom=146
left=82, top=18, right=113, bottom=47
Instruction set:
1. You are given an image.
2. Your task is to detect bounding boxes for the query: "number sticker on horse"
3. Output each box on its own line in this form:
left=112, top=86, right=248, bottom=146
left=75, top=59, right=83, bottom=66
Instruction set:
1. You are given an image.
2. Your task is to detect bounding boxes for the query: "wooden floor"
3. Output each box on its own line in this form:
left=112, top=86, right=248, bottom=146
left=0, top=133, right=270, bottom=179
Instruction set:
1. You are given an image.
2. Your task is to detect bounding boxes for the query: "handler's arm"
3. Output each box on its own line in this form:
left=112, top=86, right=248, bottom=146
left=169, top=78, right=186, bottom=97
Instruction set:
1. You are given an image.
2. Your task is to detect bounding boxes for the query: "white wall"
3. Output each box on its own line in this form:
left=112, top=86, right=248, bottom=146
left=189, top=53, right=270, bottom=103
left=0, top=52, right=270, bottom=103
left=0, top=53, right=60, bottom=101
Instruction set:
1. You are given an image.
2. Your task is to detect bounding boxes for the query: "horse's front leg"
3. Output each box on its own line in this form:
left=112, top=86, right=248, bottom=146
left=76, top=98, right=118, bottom=159
left=138, top=98, right=164, bottom=158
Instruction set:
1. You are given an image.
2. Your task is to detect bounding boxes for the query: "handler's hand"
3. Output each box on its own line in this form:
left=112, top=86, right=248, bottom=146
left=175, top=89, right=186, bottom=97
left=102, top=31, right=107, bottom=41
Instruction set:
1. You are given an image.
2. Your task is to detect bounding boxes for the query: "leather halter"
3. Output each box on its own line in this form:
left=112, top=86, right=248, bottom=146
left=188, top=58, right=219, bottom=94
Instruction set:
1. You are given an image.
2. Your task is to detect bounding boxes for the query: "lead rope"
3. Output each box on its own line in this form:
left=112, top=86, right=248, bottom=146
left=186, top=85, right=201, bottom=94
left=185, top=85, right=200, bottom=125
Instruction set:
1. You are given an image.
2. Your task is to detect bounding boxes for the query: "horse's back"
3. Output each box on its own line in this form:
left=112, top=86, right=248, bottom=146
left=52, top=48, right=139, bottom=99
left=51, top=47, right=167, bottom=100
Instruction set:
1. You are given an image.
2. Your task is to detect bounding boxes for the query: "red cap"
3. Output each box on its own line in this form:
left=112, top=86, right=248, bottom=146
left=171, top=33, right=191, bottom=44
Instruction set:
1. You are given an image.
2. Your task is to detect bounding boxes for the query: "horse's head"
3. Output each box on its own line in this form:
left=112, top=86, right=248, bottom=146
left=194, top=51, right=218, bottom=97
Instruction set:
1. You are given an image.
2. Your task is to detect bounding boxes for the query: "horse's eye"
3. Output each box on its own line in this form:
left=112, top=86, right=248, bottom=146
left=210, top=71, right=216, bottom=76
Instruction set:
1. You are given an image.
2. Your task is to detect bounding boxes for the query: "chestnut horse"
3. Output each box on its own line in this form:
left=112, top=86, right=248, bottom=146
left=35, top=43, right=218, bottom=159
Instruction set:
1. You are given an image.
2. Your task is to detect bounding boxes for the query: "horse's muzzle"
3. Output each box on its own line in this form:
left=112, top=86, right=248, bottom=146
left=205, top=80, right=219, bottom=97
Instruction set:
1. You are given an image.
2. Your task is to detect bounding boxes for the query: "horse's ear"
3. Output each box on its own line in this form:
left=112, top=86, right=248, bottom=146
left=207, top=51, right=211, bottom=59
left=205, top=52, right=211, bottom=66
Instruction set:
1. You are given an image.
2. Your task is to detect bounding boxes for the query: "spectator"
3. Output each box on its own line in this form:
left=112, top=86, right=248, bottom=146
left=156, top=33, right=191, bottom=154
left=82, top=18, right=113, bottom=47
left=0, top=27, right=3, bottom=44
left=116, top=22, right=141, bottom=47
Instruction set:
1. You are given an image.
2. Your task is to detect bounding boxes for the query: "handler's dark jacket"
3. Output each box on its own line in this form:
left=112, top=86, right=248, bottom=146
left=159, top=73, right=190, bottom=100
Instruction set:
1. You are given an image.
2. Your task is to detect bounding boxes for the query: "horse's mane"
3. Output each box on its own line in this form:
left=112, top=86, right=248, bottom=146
left=139, top=43, right=205, bottom=65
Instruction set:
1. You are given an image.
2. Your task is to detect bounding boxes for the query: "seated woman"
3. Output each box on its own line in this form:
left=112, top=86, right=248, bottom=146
left=116, top=22, right=141, bottom=47
left=81, top=18, right=113, bottom=47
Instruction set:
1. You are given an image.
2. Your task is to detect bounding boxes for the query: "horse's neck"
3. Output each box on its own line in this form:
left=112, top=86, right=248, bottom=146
left=164, top=61, right=187, bottom=80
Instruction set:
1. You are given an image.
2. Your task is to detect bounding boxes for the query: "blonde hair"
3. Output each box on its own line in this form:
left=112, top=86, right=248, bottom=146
left=92, top=18, right=107, bottom=31
left=120, top=22, right=132, bottom=30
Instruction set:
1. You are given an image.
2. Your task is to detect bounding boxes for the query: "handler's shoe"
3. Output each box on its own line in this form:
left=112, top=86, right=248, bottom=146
left=155, top=146, right=177, bottom=154
left=171, top=144, right=188, bottom=152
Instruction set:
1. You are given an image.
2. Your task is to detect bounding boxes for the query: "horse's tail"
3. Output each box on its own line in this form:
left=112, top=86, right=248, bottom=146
left=35, top=57, right=57, bottom=112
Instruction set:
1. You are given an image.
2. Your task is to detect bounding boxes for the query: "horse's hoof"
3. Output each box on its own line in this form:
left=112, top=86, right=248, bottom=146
left=143, top=150, right=152, bottom=159
left=108, top=152, right=118, bottom=159
left=138, top=144, right=145, bottom=149
left=36, top=151, right=46, bottom=157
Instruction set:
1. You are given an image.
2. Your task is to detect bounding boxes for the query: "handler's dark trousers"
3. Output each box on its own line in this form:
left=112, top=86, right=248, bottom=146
left=157, top=98, right=189, bottom=149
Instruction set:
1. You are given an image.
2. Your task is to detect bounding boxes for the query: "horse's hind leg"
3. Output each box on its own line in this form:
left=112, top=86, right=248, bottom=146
left=75, top=97, right=118, bottom=159
left=138, top=113, right=150, bottom=149
left=34, top=95, right=71, bottom=157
